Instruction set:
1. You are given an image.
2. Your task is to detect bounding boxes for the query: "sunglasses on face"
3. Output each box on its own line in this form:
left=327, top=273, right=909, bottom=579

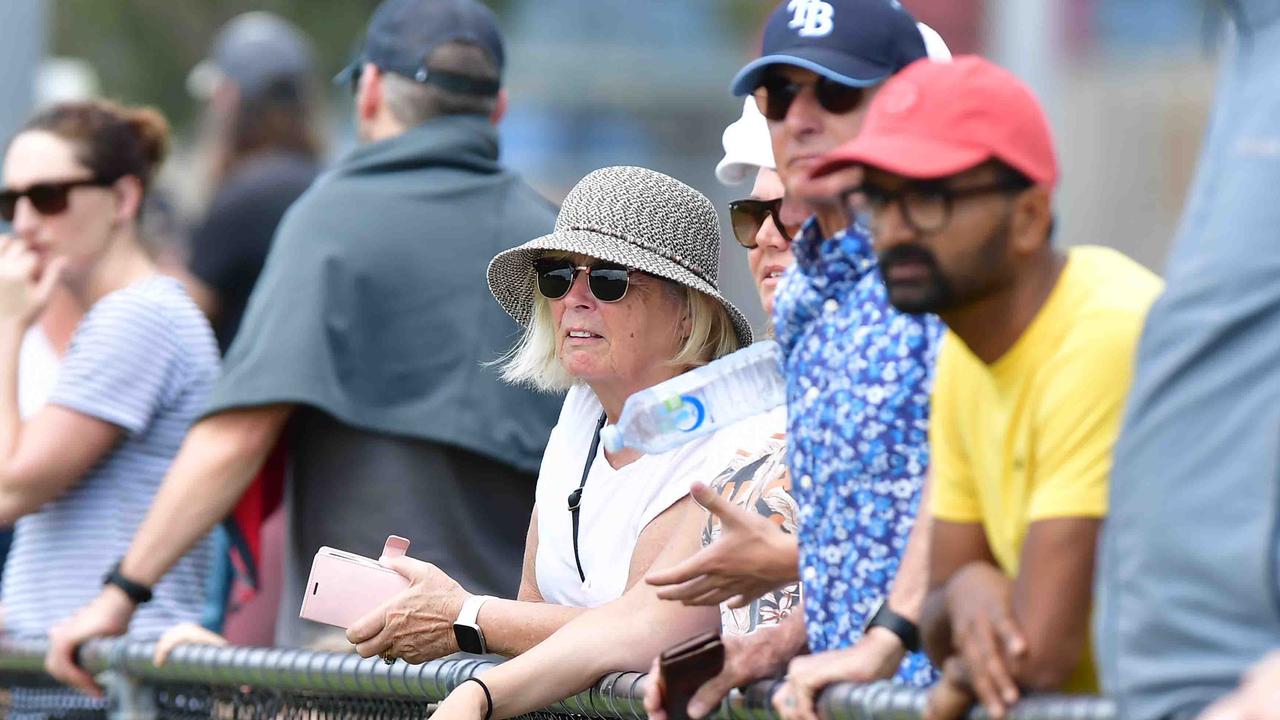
left=533, top=258, right=638, bottom=303
left=0, top=177, right=114, bottom=223
left=753, top=74, right=866, bottom=122
left=845, top=176, right=1031, bottom=235
left=728, top=198, right=794, bottom=249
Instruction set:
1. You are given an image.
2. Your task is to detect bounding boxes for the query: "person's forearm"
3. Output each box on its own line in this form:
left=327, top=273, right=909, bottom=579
left=919, top=588, right=951, bottom=666
left=1007, top=520, right=1101, bottom=691
left=773, top=607, right=811, bottom=657
left=479, top=593, right=718, bottom=718
left=478, top=598, right=588, bottom=657
left=886, top=489, right=932, bottom=622
left=119, top=405, right=290, bottom=584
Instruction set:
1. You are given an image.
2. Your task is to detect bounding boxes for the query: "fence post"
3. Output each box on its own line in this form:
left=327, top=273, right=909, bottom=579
left=101, top=669, right=156, bottom=720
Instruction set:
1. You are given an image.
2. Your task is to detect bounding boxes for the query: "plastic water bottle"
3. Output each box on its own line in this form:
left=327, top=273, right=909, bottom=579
left=599, top=340, right=784, bottom=454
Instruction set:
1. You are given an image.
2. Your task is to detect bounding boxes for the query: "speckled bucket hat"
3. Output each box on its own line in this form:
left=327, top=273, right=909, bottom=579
left=487, top=165, right=752, bottom=347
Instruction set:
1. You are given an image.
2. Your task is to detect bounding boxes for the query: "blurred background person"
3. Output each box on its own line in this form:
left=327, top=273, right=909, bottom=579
left=182, top=10, right=322, bottom=352
left=182, top=9, right=324, bottom=647
left=46, top=0, right=564, bottom=692
left=0, top=100, right=219, bottom=708
left=1095, top=3, right=1280, bottom=719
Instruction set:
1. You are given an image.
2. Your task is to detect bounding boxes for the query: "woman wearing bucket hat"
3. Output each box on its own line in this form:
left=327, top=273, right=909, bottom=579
left=344, top=165, right=780, bottom=668
left=420, top=153, right=804, bottom=720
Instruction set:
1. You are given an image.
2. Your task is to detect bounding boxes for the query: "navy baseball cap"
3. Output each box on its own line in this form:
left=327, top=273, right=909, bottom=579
left=336, top=0, right=504, bottom=95
left=188, top=12, right=315, bottom=101
left=730, top=0, right=927, bottom=96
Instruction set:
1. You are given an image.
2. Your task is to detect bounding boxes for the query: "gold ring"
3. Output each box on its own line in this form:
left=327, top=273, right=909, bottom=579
left=380, top=652, right=395, bottom=665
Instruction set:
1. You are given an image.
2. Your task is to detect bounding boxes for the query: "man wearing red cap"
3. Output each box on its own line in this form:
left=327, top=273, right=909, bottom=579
left=811, top=56, right=1162, bottom=718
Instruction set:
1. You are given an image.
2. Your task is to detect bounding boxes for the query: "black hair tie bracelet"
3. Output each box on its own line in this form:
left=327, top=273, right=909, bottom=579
left=461, top=677, right=494, bottom=720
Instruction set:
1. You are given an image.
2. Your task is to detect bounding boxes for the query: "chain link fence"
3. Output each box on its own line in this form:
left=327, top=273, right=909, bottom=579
left=0, top=637, right=1116, bottom=720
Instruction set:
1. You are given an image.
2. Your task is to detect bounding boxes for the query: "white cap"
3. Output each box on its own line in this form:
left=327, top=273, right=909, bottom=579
left=917, top=22, right=953, bottom=62
left=715, top=98, right=776, bottom=186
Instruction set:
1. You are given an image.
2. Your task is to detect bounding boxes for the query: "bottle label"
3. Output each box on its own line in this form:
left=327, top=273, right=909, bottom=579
left=659, top=394, right=706, bottom=434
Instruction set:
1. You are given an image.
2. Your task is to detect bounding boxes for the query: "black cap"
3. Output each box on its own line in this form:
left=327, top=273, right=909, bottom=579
left=336, top=0, right=504, bottom=95
left=730, top=0, right=926, bottom=96
left=188, top=12, right=315, bottom=101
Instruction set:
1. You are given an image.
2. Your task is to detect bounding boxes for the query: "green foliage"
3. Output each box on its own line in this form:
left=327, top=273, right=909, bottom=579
left=52, top=0, right=775, bottom=131
left=53, top=0, right=382, bottom=129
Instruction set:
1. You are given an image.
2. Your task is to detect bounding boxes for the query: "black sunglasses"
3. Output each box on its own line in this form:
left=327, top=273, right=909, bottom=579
left=533, top=258, right=637, bottom=303
left=0, top=177, right=114, bottom=223
left=728, top=198, right=793, bottom=249
left=753, top=74, right=866, bottom=121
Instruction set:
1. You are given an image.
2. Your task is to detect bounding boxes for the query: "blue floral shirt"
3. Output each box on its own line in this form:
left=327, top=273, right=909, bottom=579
left=772, top=217, right=942, bottom=687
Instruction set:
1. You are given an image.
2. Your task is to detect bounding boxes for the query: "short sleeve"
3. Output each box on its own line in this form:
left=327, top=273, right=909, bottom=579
left=929, top=334, right=982, bottom=523
left=48, top=291, right=181, bottom=434
left=1025, top=315, right=1143, bottom=521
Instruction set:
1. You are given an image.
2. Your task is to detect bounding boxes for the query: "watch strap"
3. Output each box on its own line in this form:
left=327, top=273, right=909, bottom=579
left=866, top=601, right=920, bottom=653
left=456, top=595, right=493, bottom=627
left=103, top=560, right=153, bottom=605
left=453, top=595, right=493, bottom=654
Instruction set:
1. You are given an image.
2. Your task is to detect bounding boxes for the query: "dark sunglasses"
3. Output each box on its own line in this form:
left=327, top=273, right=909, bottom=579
left=754, top=74, right=865, bottom=121
left=0, top=177, right=114, bottom=222
left=728, top=198, right=793, bottom=249
left=533, top=258, right=637, bottom=303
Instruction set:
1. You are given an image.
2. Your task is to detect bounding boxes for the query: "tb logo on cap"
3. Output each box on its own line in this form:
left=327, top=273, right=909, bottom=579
left=787, top=0, right=835, bottom=38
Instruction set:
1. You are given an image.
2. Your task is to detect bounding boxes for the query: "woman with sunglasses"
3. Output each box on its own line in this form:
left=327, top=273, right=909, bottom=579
left=412, top=143, right=810, bottom=720
left=729, top=169, right=807, bottom=320
left=0, top=101, right=219, bottom=658
left=343, top=165, right=781, bottom=667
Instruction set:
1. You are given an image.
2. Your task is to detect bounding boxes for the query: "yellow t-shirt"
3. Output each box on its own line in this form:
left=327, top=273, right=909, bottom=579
left=929, top=245, right=1163, bottom=693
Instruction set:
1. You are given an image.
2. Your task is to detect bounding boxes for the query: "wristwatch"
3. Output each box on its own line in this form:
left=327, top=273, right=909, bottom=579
left=864, top=598, right=920, bottom=653
left=452, top=595, right=493, bottom=655
left=103, top=560, right=153, bottom=605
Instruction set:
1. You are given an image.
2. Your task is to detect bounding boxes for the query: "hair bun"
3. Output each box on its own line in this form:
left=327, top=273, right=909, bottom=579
left=125, top=106, right=170, bottom=175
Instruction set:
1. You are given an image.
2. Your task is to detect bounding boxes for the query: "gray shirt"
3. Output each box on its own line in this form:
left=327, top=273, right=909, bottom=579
left=1094, top=3, right=1280, bottom=718
left=3, top=277, right=219, bottom=638
left=276, top=409, right=534, bottom=648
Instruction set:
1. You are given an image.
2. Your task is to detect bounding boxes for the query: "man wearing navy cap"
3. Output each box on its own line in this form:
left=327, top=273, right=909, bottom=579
left=646, top=2, right=946, bottom=718
left=47, top=0, right=561, bottom=692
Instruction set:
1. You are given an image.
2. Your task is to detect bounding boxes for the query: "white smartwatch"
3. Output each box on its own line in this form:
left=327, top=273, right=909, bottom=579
left=452, top=595, right=494, bottom=655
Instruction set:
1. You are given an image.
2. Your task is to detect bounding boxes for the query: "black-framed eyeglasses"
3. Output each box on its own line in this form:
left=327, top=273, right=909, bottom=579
left=0, top=177, right=115, bottom=223
left=844, top=177, right=1031, bottom=235
left=753, top=74, right=865, bottom=122
left=533, top=257, right=638, bottom=303
left=728, top=198, right=794, bottom=249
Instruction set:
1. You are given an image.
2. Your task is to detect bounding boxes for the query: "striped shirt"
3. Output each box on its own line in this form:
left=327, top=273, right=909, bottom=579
left=1, top=276, right=220, bottom=639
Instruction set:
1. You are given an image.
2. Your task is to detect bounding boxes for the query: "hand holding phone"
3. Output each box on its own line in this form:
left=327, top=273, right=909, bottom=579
left=658, top=631, right=725, bottom=720
left=298, top=535, right=412, bottom=629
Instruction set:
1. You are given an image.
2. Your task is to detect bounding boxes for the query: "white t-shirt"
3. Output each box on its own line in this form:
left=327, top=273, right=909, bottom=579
left=535, top=384, right=778, bottom=607
left=18, top=326, right=59, bottom=419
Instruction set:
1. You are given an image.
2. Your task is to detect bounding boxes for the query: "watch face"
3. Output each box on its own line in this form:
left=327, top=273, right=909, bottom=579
left=454, top=624, right=485, bottom=655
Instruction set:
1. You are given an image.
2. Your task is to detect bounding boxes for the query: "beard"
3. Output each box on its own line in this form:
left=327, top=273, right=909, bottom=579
left=877, top=214, right=1012, bottom=315
left=877, top=243, right=956, bottom=314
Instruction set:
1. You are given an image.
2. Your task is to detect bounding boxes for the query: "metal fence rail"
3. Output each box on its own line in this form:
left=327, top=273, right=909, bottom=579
left=0, top=637, right=1116, bottom=720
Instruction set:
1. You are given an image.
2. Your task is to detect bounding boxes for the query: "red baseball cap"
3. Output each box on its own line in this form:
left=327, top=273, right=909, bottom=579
left=811, top=55, right=1058, bottom=188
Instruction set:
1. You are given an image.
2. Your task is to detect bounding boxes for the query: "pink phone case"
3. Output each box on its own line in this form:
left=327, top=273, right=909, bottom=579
left=298, top=535, right=412, bottom=629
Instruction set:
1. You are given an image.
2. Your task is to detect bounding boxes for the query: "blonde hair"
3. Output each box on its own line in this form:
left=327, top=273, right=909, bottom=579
left=498, top=278, right=741, bottom=393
